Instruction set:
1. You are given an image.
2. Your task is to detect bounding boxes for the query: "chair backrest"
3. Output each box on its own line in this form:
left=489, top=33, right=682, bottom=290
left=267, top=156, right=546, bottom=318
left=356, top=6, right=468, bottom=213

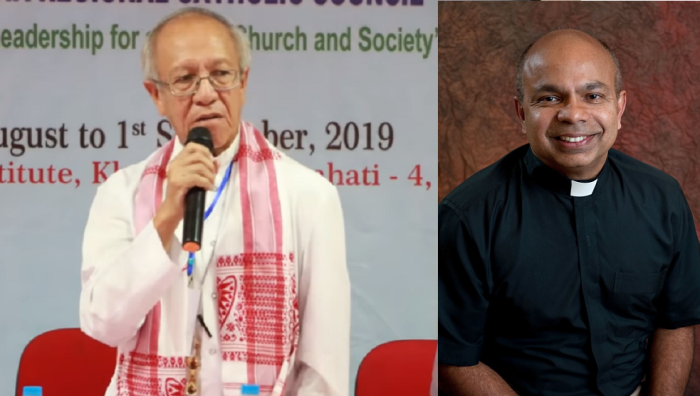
left=355, top=339, right=437, bottom=396
left=15, top=328, right=117, bottom=396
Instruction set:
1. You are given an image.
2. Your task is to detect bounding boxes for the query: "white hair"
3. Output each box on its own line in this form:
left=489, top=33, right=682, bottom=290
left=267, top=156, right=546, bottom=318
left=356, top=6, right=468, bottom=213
left=140, top=7, right=251, bottom=81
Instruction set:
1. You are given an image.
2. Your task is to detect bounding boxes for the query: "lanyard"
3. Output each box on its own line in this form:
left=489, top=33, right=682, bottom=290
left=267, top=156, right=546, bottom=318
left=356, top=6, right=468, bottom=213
left=187, top=158, right=234, bottom=278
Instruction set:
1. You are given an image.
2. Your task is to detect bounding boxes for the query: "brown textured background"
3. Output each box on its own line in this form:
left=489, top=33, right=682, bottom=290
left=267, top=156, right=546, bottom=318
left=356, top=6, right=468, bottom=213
left=438, top=2, right=700, bottom=394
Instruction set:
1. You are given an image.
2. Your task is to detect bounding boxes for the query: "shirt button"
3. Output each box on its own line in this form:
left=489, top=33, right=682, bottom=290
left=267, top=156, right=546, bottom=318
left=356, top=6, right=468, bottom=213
left=210, top=240, right=216, bottom=246
left=209, top=348, right=217, bottom=355
left=212, top=293, right=217, bottom=299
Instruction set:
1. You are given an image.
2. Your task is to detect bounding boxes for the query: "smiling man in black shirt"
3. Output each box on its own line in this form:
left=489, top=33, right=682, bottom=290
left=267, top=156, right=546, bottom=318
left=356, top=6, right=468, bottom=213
left=438, top=29, right=700, bottom=396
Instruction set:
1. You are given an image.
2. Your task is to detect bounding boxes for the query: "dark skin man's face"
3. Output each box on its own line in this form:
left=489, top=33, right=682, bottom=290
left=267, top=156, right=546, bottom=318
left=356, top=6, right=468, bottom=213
left=515, top=31, right=627, bottom=181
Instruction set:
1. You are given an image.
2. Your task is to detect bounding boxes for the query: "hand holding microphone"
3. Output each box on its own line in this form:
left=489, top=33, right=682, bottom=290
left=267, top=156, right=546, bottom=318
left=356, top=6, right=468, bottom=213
left=154, top=128, right=217, bottom=250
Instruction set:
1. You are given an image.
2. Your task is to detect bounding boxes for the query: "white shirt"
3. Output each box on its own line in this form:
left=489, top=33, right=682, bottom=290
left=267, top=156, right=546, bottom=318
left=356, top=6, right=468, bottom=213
left=79, top=131, right=350, bottom=396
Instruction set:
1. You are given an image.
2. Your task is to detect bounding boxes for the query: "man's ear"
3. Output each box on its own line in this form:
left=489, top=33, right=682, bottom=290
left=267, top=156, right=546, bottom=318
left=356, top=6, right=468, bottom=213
left=514, top=96, right=526, bottom=134
left=238, top=67, right=250, bottom=106
left=616, top=90, right=627, bottom=130
left=240, top=67, right=249, bottom=90
left=144, top=80, right=167, bottom=116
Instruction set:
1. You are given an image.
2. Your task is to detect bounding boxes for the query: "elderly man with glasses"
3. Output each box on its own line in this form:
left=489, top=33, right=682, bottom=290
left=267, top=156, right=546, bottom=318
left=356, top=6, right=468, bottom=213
left=78, top=7, right=350, bottom=396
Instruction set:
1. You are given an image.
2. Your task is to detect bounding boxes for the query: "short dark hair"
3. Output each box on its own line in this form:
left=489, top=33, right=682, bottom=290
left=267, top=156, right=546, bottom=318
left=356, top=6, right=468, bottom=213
left=515, top=30, right=622, bottom=103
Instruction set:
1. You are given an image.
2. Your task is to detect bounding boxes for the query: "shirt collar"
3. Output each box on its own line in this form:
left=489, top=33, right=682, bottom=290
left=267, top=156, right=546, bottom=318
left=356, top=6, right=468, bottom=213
left=523, top=145, right=607, bottom=198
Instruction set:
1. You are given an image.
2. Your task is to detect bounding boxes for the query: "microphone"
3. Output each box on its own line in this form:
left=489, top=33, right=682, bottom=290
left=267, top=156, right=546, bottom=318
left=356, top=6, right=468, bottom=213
left=182, top=126, right=214, bottom=253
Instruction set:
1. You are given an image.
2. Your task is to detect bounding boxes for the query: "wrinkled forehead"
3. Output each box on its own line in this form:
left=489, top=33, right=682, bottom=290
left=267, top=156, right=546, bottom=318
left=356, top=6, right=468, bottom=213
left=154, top=16, right=240, bottom=76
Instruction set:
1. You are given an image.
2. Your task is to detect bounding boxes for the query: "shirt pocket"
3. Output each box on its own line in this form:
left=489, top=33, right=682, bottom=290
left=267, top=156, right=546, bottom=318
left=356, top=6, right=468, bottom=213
left=611, top=270, right=667, bottom=338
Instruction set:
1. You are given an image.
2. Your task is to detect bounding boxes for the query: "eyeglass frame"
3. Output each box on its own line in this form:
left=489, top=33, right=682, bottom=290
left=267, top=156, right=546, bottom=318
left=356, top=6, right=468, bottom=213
left=151, top=69, right=243, bottom=97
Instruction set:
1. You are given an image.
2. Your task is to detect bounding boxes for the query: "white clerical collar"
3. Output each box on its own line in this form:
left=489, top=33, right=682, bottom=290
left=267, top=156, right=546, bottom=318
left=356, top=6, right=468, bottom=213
left=570, top=179, right=598, bottom=197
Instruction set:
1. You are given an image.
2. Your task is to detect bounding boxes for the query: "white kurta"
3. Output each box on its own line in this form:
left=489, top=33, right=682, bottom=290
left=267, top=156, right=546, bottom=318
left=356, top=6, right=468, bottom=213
left=79, top=130, right=350, bottom=396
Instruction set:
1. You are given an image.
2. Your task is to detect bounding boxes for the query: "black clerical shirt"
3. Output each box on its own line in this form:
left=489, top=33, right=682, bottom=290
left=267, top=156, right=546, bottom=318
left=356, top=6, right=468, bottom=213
left=438, top=144, right=700, bottom=396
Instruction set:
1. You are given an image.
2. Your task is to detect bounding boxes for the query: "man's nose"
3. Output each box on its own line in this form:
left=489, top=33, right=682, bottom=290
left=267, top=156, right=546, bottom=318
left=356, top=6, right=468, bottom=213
left=557, top=98, right=590, bottom=124
left=193, top=77, right=218, bottom=105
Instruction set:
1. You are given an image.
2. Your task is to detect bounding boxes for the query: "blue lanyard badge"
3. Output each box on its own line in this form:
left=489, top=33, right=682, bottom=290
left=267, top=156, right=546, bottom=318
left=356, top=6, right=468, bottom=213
left=187, top=159, right=234, bottom=277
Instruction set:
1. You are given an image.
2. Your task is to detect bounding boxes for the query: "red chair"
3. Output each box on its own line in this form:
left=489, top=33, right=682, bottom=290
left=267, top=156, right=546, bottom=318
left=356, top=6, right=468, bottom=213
left=356, top=339, right=437, bottom=396
left=15, top=328, right=117, bottom=396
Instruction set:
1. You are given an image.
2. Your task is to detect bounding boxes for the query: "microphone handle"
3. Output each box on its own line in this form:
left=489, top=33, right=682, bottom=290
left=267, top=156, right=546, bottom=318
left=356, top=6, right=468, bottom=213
left=183, top=186, right=206, bottom=252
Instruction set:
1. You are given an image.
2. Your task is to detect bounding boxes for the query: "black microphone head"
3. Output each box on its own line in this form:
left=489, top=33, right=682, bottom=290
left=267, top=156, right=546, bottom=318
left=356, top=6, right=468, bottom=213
left=187, top=127, right=214, bottom=153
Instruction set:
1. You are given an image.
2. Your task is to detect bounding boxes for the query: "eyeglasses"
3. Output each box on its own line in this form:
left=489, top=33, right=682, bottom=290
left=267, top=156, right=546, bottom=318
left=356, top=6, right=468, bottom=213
left=153, top=69, right=242, bottom=97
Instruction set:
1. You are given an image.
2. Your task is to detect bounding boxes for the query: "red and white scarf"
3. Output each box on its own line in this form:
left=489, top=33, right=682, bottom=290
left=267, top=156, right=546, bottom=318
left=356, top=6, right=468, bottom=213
left=116, top=121, right=299, bottom=396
